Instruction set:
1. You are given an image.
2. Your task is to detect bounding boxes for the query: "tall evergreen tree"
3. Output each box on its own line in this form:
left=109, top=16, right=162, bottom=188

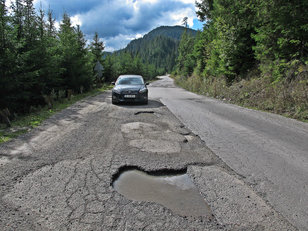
left=58, top=13, right=78, bottom=93
left=36, top=7, right=61, bottom=100
left=0, top=1, right=101, bottom=118
left=75, top=25, right=93, bottom=91
left=58, top=14, right=93, bottom=93
left=91, top=32, right=105, bottom=63
left=176, top=29, right=195, bottom=77
left=0, top=0, right=13, bottom=111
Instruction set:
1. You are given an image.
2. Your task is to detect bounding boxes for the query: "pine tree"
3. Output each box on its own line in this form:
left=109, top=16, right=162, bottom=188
left=58, top=14, right=93, bottom=94
left=36, top=7, right=61, bottom=103
left=176, top=29, right=195, bottom=77
left=91, top=32, right=105, bottom=63
left=0, top=1, right=100, bottom=118
left=0, top=0, right=12, bottom=111
left=75, top=25, right=93, bottom=92
left=58, top=13, right=78, bottom=93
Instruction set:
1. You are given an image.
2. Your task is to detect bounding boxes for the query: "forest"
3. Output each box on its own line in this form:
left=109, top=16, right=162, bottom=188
left=1, top=0, right=307, bottom=126
left=0, top=0, right=159, bottom=124
left=174, top=0, right=308, bottom=121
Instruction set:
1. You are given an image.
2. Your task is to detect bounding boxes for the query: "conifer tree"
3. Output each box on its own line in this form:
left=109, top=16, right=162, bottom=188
left=91, top=32, right=105, bottom=63
left=176, top=29, right=195, bottom=76
left=0, top=0, right=12, bottom=111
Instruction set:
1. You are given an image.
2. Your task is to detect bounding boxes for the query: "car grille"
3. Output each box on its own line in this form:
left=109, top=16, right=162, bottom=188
left=122, top=90, right=139, bottom=94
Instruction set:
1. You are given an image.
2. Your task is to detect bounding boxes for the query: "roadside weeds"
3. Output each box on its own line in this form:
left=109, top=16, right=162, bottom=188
left=173, top=74, right=308, bottom=123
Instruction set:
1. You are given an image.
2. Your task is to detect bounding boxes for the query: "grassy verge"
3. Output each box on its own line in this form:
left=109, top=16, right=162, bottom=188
left=174, top=74, right=308, bottom=122
left=0, top=84, right=112, bottom=144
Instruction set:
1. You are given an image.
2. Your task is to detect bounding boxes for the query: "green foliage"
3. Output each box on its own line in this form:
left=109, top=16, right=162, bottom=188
left=176, top=29, right=195, bottom=77
left=91, top=32, right=105, bottom=63
left=103, top=52, right=157, bottom=82
left=207, top=0, right=258, bottom=82
left=0, top=1, right=99, bottom=120
left=58, top=16, right=93, bottom=93
left=252, top=0, right=308, bottom=79
left=196, top=0, right=214, bottom=21
left=175, top=0, right=307, bottom=83
left=173, top=0, right=307, bottom=121
left=0, top=128, right=28, bottom=143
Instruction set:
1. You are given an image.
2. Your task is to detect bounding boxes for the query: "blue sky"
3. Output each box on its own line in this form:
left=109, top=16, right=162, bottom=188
left=33, top=0, right=204, bottom=51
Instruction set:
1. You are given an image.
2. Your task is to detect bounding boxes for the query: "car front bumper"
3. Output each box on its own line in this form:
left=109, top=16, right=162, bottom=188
left=112, top=92, right=148, bottom=103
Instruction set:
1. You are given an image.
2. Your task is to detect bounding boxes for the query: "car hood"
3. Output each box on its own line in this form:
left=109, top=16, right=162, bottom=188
left=113, top=84, right=145, bottom=91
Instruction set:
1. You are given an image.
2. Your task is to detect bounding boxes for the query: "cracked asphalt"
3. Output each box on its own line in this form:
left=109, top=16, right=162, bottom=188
left=0, top=87, right=296, bottom=230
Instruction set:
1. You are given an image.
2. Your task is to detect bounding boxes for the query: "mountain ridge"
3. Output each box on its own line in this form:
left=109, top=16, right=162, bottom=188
left=118, top=26, right=197, bottom=73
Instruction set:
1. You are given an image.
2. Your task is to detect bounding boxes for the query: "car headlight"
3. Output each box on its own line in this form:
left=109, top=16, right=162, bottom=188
left=139, top=88, right=147, bottom=93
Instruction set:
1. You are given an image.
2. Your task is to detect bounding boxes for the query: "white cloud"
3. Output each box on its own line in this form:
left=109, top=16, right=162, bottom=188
left=70, top=15, right=82, bottom=27
left=54, top=21, right=60, bottom=31
left=169, top=7, right=195, bottom=27
left=104, top=34, right=137, bottom=52
left=175, top=0, right=195, bottom=4
left=35, top=0, right=201, bottom=51
left=135, top=33, right=143, bottom=39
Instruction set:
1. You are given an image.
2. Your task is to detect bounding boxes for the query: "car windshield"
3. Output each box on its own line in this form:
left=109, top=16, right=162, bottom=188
left=117, top=77, right=144, bottom=85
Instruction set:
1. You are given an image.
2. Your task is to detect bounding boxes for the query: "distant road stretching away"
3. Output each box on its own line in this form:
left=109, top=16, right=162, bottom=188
left=149, top=76, right=308, bottom=230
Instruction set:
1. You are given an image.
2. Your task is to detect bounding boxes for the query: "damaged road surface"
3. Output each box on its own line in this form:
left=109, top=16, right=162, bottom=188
left=0, top=91, right=296, bottom=230
left=113, top=168, right=212, bottom=219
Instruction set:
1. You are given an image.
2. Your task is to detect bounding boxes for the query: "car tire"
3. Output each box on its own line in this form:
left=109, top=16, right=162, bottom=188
left=112, top=100, right=117, bottom=105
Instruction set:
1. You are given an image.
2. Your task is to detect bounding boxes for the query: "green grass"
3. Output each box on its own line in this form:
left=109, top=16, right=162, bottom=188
left=0, top=129, right=28, bottom=143
left=0, top=85, right=112, bottom=144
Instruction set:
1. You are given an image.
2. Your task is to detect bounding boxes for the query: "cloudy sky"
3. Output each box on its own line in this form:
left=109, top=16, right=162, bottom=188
left=31, top=0, right=203, bottom=51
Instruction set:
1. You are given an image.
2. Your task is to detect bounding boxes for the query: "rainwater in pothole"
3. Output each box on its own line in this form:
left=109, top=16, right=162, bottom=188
left=113, top=169, right=212, bottom=218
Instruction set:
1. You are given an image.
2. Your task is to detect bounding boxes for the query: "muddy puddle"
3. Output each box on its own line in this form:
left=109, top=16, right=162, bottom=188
left=113, top=169, right=211, bottom=218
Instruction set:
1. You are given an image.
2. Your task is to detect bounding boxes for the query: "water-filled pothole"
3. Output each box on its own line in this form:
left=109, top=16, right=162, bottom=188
left=112, top=168, right=212, bottom=219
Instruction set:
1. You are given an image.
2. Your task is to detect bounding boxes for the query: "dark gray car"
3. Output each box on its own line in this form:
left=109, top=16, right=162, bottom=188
left=112, top=75, right=149, bottom=104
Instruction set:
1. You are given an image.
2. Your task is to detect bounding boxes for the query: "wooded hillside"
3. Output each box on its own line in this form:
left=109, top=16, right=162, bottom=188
left=120, top=26, right=197, bottom=74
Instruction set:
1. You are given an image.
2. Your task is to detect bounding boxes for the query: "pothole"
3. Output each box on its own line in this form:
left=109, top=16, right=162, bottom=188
left=134, top=111, right=155, bottom=115
left=184, top=135, right=195, bottom=142
left=112, top=167, right=212, bottom=219
left=121, top=122, right=158, bottom=134
left=179, top=131, right=191, bottom=136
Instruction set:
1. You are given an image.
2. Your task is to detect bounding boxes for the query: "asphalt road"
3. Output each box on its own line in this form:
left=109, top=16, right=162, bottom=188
left=0, top=86, right=295, bottom=230
left=149, top=75, right=308, bottom=230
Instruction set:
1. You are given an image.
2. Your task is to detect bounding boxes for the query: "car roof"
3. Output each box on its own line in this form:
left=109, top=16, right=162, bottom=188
left=118, top=75, right=143, bottom=79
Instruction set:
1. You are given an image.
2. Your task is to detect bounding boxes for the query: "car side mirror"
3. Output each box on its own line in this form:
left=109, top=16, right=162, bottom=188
left=111, top=82, right=115, bottom=85
left=146, top=82, right=149, bottom=85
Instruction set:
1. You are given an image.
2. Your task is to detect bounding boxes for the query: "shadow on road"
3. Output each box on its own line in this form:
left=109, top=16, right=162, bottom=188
left=113, top=99, right=165, bottom=109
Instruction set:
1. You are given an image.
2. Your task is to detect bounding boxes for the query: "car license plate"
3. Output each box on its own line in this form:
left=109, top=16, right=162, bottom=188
left=124, top=95, right=136, bottom=98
